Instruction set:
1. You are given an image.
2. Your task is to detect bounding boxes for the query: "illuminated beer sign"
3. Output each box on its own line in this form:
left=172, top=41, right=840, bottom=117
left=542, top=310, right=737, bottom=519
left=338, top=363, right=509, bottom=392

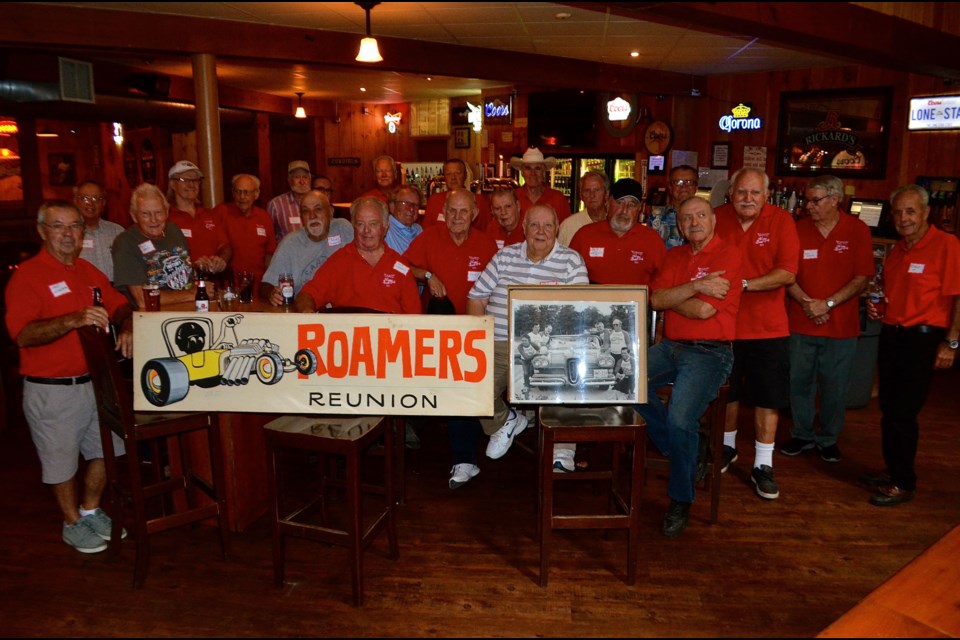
left=483, top=95, right=513, bottom=125
left=719, top=103, right=763, bottom=132
left=384, top=112, right=402, bottom=134
left=606, top=96, right=631, bottom=122
left=908, top=95, right=960, bottom=131
left=0, top=120, right=18, bottom=135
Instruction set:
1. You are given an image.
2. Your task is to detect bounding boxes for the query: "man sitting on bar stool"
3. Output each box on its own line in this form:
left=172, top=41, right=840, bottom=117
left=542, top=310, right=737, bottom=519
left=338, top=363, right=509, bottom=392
left=5, top=199, right=134, bottom=553
left=635, top=196, right=742, bottom=537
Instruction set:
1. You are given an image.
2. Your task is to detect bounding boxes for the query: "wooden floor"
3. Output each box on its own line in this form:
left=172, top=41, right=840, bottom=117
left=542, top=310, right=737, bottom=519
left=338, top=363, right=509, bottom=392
left=1, top=366, right=958, bottom=638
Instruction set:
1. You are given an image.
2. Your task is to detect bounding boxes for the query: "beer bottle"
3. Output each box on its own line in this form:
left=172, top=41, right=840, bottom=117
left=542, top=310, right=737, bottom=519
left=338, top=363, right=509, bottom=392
left=195, top=279, right=210, bottom=312
left=92, top=287, right=112, bottom=336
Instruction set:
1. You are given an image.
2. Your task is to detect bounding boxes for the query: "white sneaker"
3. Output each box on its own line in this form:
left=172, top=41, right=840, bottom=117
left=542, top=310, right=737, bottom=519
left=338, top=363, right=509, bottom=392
left=553, top=448, right=576, bottom=473
left=449, top=463, right=480, bottom=489
left=485, top=409, right=529, bottom=459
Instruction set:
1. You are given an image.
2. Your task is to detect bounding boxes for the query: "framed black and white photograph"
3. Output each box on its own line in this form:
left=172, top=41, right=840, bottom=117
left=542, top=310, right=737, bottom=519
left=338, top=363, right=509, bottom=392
left=507, top=285, right=648, bottom=405
left=454, top=126, right=471, bottom=149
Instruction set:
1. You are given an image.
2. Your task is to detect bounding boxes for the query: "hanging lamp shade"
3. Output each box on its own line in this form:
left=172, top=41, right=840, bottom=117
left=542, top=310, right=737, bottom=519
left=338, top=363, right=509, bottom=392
left=355, top=2, right=383, bottom=63
left=294, top=92, right=307, bottom=119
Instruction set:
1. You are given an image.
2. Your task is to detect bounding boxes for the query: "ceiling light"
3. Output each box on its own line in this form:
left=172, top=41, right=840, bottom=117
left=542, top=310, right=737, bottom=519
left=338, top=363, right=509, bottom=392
left=360, top=87, right=367, bottom=92
left=630, top=50, right=640, bottom=58
left=555, top=12, right=572, bottom=20
left=355, top=2, right=383, bottom=63
left=294, top=92, right=307, bottom=119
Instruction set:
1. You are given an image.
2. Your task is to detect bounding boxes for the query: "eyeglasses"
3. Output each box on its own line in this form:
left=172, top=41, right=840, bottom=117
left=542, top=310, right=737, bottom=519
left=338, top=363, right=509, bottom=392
left=172, top=177, right=202, bottom=185
left=671, top=178, right=697, bottom=187
left=43, top=222, right=84, bottom=233
left=232, top=189, right=258, bottom=197
left=806, top=194, right=835, bottom=206
left=75, top=195, right=104, bottom=204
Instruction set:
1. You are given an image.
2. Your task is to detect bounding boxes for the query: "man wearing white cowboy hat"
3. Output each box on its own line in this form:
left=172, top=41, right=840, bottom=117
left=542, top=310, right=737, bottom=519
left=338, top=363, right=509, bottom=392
left=510, top=147, right=572, bottom=224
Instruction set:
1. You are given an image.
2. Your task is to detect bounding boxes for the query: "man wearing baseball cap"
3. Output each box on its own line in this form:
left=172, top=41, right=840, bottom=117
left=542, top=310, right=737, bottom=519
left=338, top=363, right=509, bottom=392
left=510, top=147, right=572, bottom=224
left=267, top=160, right=312, bottom=243
left=166, top=160, right=231, bottom=275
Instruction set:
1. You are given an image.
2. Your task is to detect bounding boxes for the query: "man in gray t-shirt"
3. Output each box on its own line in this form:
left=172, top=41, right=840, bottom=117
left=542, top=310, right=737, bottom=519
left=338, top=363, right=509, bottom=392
left=260, top=189, right=354, bottom=305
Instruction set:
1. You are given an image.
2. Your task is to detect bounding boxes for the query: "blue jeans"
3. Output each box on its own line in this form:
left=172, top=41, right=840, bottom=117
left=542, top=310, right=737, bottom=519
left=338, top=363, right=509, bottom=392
left=635, top=339, right=733, bottom=504
left=789, top=334, right=858, bottom=446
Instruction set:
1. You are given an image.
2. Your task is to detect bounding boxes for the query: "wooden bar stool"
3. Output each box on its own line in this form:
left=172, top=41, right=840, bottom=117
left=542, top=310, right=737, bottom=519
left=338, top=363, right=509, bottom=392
left=264, top=415, right=399, bottom=606
left=537, top=405, right=646, bottom=587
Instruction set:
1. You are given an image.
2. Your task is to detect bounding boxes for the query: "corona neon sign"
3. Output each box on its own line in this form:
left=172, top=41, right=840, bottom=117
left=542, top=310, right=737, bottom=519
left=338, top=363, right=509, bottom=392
left=719, top=103, right=763, bottom=132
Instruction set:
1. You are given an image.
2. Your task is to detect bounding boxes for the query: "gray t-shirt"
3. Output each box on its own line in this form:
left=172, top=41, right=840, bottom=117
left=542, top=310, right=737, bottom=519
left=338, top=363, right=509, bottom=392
left=262, top=218, right=354, bottom=295
left=112, top=222, right=193, bottom=301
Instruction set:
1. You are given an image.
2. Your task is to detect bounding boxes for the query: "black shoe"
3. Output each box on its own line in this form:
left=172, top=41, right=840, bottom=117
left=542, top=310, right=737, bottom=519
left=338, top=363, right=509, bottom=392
left=694, top=431, right=708, bottom=484
left=818, top=443, right=842, bottom=463
left=869, top=484, right=914, bottom=507
left=780, top=437, right=815, bottom=456
left=720, top=445, right=738, bottom=474
left=751, top=464, right=780, bottom=500
left=661, top=500, right=691, bottom=538
left=859, top=471, right=892, bottom=487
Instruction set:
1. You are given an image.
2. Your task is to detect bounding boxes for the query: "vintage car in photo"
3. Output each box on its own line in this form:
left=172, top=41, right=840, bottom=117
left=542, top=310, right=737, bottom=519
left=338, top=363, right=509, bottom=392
left=528, top=334, right=617, bottom=390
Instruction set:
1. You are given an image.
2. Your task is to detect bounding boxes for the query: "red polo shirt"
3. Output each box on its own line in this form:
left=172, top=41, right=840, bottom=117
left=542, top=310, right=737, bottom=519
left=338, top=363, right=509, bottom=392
left=569, top=220, right=666, bottom=285
left=217, top=203, right=277, bottom=279
left=168, top=205, right=228, bottom=263
left=490, top=223, right=525, bottom=249
left=5, top=249, right=127, bottom=377
left=422, top=191, right=491, bottom=232
left=714, top=203, right=799, bottom=339
left=300, top=243, right=421, bottom=314
left=789, top=213, right=874, bottom=338
left=883, top=225, right=960, bottom=328
left=405, top=226, right=498, bottom=314
left=359, top=187, right=392, bottom=204
left=515, top=186, right=572, bottom=223
left=653, top=234, right=742, bottom=341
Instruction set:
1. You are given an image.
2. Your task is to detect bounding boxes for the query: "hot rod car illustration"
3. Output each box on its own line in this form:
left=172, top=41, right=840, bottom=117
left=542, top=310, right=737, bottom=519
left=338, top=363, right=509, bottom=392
left=140, top=314, right=318, bottom=407
left=527, top=334, right=617, bottom=390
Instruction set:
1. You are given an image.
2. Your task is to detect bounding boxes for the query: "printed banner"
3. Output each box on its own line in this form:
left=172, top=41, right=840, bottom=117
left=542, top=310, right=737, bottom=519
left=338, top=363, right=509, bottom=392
left=133, top=311, right=494, bottom=416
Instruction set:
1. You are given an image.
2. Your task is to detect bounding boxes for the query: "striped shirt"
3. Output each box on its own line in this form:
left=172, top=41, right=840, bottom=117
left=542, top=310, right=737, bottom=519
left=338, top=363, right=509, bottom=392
left=267, top=191, right=302, bottom=243
left=468, top=241, right=588, bottom=340
left=79, top=218, right=125, bottom=282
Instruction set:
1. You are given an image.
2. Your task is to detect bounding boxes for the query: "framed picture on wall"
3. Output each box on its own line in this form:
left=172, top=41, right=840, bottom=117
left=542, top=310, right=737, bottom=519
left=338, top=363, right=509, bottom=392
left=454, top=126, right=471, bottom=149
left=711, top=142, right=731, bottom=169
left=776, top=87, right=893, bottom=179
left=507, top=285, right=648, bottom=405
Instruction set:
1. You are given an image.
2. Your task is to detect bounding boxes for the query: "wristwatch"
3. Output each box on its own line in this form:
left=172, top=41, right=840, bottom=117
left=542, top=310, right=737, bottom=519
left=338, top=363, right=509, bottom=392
left=424, top=271, right=433, bottom=281
left=946, top=339, right=959, bottom=350
left=826, top=299, right=836, bottom=309
left=742, top=279, right=749, bottom=291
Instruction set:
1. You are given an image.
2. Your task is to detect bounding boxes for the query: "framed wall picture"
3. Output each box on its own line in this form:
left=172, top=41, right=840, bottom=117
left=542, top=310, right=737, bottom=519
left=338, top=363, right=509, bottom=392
left=454, top=126, right=471, bottom=149
left=776, top=87, right=893, bottom=179
left=507, top=285, right=648, bottom=405
left=711, top=142, right=731, bottom=169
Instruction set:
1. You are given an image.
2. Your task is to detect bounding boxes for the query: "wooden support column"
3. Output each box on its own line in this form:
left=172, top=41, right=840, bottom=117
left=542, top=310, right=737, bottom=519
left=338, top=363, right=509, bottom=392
left=191, top=53, right=224, bottom=206
left=17, top=117, right=43, bottom=217
left=255, top=112, right=272, bottom=199
left=309, top=116, right=325, bottom=178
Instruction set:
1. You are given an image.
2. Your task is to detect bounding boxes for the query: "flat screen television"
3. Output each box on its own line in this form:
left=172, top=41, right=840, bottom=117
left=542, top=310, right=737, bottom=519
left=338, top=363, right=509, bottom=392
left=527, top=90, right=598, bottom=149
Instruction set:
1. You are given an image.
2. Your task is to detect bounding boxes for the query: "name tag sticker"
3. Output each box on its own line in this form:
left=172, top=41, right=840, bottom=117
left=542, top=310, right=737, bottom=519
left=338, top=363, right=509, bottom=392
left=181, top=228, right=193, bottom=238
left=82, top=238, right=95, bottom=250
left=589, top=247, right=605, bottom=257
left=49, top=281, right=70, bottom=297
left=496, top=240, right=505, bottom=249
left=467, top=270, right=481, bottom=282
left=289, top=216, right=302, bottom=225
left=437, top=213, right=446, bottom=222
left=328, top=234, right=342, bottom=247
left=803, top=249, right=818, bottom=260
left=256, top=226, right=266, bottom=237
left=393, top=261, right=410, bottom=275
left=908, top=262, right=925, bottom=274
left=138, top=240, right=156, bottom=254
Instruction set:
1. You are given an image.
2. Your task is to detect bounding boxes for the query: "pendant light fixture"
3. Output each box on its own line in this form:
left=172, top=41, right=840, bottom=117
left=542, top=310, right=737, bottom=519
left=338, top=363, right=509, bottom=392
left=294, top=92, right=306, bottom=119
left=355, top=2, right=383, bottom=63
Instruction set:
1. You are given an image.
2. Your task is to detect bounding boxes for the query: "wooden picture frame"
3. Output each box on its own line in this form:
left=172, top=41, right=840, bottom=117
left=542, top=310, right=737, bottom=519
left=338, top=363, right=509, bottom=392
left=711, top=142, right=731, bottom=169
left=507, top=285, right=648, bottom=405
left=776, top=87, right=893, bottom=179
left=454, top=126, right=471, bottom=149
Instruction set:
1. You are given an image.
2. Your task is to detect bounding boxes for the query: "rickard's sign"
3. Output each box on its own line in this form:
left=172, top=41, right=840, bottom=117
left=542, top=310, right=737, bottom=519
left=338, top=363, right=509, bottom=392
left=133, top=312, right=494, bottom=416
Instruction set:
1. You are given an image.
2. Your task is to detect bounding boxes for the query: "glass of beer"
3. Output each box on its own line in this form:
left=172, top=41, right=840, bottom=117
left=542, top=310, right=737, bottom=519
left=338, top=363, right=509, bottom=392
left=143, top=283, right=161, bottom=311
left=236, top=271, right=254, bottom=303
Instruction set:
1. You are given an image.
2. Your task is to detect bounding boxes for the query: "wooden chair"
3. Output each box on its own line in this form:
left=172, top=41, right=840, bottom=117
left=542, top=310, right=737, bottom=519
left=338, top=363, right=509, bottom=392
left=536, top=405, right=646, bottom=587
left=76, top=326, right=230, bottom=588
left=264, top=415, right=399, bottom=606
left=644, top=382, right=730, bottom=524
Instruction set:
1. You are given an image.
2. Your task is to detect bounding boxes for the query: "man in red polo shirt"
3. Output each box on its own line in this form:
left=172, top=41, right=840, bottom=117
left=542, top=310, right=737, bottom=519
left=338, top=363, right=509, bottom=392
left=714, top=167, right=799, bottom=500
left=489, top=189, right=525, bottom=249
left=219, top=173, right=276, bottom=281
left=166, top=160, right=231, bottom=275
left=295, top=196, right=420, bottom=314
left=422, top=158, right=491, bottom=232
left=783, top=175, right=873, bottom=464
left=510, top=147, right=572, bottom=224
left=5, top=200, right=133, bottom=554
left=864, top=184, right=960, bottom=506
left=569, top=178, right=666, bottom=286
left=405, top=188, right=499, bottom=488
left=635, top=196, right=741, bottom=537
